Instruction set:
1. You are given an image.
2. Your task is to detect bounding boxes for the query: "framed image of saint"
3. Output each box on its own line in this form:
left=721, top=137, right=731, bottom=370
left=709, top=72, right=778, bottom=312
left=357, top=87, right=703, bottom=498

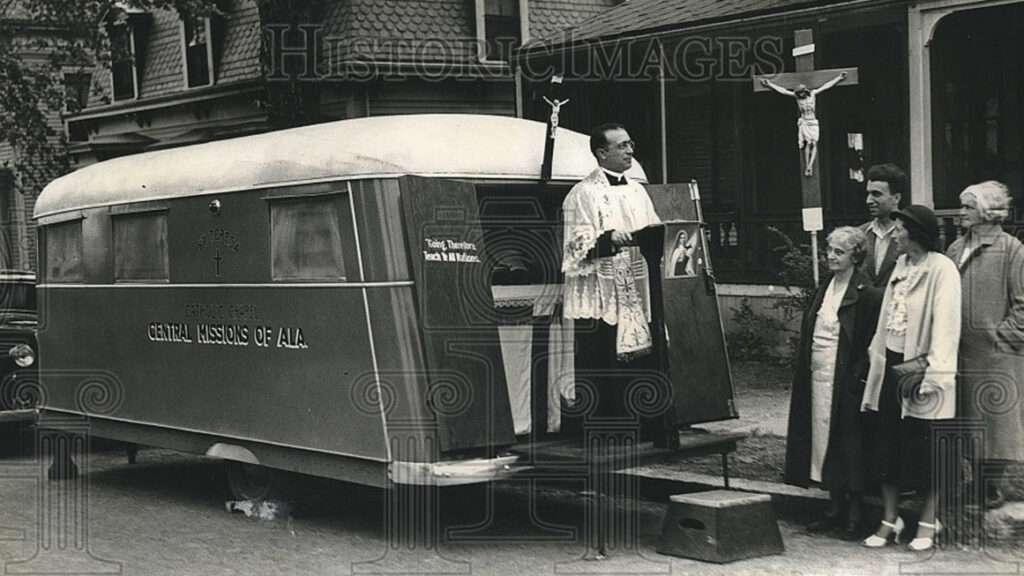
left=665, top=224, right=701, bottom=279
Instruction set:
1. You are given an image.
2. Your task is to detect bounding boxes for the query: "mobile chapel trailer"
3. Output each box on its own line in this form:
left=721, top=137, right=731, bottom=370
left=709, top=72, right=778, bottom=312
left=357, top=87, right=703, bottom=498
left=33, top=114, right=738, bottom=492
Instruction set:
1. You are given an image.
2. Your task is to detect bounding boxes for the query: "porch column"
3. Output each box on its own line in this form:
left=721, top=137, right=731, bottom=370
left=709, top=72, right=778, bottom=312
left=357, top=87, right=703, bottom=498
left=907, top=0, right=1024, bottom=206
left=907, top=4, right=935, bottom=207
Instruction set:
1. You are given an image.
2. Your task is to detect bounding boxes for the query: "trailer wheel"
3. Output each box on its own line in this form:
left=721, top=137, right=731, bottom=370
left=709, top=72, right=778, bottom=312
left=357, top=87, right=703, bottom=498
left=225, top=461, right=280, bottom=501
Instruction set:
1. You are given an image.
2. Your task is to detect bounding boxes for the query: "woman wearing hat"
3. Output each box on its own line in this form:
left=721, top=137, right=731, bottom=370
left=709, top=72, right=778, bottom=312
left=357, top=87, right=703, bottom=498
left=784, top=226, right=881, bottom=539
left=861, top=204, right=962, bottom=551
left=947, top=181, right=1024, bottom=510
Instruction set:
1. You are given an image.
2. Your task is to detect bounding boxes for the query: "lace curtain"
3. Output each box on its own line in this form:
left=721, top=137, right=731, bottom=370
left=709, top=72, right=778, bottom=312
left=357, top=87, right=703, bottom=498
left=271, top=197, right=346, bottom=281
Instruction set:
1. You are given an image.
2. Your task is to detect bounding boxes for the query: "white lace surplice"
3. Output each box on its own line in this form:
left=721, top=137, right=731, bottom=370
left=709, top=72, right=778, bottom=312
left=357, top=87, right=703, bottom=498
left=562, top=169, right=661, bottom=358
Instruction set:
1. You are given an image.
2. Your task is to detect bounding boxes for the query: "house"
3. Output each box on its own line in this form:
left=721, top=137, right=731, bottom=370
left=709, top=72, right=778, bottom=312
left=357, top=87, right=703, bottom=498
left=515, top=0, right=1024, bottom=285
left=65, top=0, right=623, bottom=167
left=0, top=2, right=90, bottom=271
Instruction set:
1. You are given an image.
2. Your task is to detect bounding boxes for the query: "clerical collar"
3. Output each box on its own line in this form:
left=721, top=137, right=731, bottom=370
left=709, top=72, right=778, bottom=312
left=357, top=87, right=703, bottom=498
left=603, top=169, right=627, bottom=186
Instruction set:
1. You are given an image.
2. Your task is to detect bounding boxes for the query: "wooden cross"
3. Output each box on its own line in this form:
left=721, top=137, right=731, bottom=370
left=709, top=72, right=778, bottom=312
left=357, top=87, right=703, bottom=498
left=753, top=29, right=858, bottom=286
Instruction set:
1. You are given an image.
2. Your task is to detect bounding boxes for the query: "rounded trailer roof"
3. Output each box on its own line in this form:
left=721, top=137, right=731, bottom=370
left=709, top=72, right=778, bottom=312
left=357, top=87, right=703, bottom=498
left=36, top=114, right=648, bottom=219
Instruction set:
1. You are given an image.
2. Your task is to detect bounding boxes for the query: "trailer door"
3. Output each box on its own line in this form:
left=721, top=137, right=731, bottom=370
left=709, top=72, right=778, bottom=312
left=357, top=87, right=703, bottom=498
left=646, top=184, right=738, bottom=425
left=398, top=176, right=516, bottom=452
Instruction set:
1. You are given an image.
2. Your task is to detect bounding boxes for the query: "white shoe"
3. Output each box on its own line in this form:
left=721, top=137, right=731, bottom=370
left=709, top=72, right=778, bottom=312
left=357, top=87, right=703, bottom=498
left=908, top=519, right=942, bottom=551
left=862, top=517, right=904, bottom=548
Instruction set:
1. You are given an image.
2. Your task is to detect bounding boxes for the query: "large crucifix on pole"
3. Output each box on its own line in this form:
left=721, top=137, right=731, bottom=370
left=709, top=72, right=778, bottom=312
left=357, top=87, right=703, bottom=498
left=753, top=29, right=858, bottom=286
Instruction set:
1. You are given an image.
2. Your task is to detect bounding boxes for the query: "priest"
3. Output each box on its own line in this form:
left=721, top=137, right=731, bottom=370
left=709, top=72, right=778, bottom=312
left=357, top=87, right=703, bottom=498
left=561, top=123, right=662, bottom=427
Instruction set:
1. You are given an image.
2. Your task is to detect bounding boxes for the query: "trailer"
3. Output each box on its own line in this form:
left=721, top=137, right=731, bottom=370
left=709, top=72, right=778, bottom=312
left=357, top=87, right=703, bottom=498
left=34, top=114, right=738, bottom=495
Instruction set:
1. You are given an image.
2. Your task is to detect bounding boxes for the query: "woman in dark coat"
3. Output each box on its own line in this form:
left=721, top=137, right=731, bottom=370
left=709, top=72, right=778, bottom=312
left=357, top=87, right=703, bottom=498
left=785, top=226, right=882, bottom=539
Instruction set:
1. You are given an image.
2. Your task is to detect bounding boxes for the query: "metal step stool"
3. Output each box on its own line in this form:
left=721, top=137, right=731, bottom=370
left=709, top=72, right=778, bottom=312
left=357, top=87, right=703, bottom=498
left=657, top=489, right=784, bottom=563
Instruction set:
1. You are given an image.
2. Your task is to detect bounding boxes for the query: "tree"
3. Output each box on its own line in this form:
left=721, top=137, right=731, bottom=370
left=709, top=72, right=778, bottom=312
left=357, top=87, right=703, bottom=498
left=0, top=0, right=222, bottom=193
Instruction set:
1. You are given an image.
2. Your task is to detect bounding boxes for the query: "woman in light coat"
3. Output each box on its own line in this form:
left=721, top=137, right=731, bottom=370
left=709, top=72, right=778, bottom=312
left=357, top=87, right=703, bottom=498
left=861, top=205, right=961, bottom=552
left=946, top=181, right=1024, bottom=509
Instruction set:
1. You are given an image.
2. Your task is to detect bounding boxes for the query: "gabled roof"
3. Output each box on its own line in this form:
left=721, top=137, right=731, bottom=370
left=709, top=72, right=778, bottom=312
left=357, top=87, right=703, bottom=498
left=520, top=0, right=897, bottom=53
left=37, top=114, right=648, bottom=218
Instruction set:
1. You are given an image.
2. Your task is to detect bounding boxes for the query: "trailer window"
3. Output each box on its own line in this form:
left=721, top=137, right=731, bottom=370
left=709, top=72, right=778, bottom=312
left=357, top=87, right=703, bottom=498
left=44, top=220, right=84, bottom=283
left=114, top=212, right=169, bottom=281
left=270, top=197, right=347, bottom=281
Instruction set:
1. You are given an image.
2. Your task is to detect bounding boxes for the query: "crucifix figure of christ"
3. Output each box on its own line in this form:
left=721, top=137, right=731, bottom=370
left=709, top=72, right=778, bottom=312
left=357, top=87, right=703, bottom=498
left=540, top=75, right=567, bottom=181
left=543, top=96, right=570, bottom=139
left=753, top=30, right=858, bottom=179
left=753, top=29, right=858, bottom=285
left=761, top=72, right=846, bottom=176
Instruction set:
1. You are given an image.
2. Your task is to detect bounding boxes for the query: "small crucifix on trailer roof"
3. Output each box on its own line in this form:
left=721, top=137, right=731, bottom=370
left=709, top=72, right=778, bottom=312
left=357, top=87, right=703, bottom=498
left=540, top=75, right=569, bottom=181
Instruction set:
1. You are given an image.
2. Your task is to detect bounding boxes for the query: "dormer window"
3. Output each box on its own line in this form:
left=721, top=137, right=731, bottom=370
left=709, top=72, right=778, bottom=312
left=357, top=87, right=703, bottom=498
left=180, top=11, right=225, bottom=88
left=475, top=0, right=527, bottom=62
left=104, top=5, right=149, bottom=101
left=109, top=25, right=135, bottom=100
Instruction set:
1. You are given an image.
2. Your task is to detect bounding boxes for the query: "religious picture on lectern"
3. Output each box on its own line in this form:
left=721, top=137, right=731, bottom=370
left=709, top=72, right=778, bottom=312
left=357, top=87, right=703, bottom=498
left=665, top=224, right=701, bottom=279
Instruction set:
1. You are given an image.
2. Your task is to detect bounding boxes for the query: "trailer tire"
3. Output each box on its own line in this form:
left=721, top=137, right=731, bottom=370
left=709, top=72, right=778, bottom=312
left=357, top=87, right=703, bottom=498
left=225, top=461, right=281, bottom=501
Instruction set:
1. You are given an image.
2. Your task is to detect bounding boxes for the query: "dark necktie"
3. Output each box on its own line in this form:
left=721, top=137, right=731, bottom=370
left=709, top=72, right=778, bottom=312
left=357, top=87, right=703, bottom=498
left=606, top=172, right=627, bottom=186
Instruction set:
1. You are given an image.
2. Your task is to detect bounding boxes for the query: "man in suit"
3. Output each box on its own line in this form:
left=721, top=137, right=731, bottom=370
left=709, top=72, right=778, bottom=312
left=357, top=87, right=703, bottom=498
left=858, top=163, right=906, bottom=287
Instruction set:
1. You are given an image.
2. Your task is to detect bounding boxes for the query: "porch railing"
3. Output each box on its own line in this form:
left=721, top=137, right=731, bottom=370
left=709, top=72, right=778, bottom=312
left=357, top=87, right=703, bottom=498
left=703, top=209, right=978, bottom=285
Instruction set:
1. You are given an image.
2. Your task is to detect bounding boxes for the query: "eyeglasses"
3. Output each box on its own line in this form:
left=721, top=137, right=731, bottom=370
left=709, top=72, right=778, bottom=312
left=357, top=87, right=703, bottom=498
left=607, top=140, right=636, bottom=152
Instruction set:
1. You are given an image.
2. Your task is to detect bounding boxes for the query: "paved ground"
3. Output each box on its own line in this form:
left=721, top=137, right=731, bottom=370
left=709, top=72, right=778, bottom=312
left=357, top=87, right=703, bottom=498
left=3, top=360, right=1023, bottom=574
left=2, top=449, right=1023, bottom=576
left=704, top=385, right=790, bottom=437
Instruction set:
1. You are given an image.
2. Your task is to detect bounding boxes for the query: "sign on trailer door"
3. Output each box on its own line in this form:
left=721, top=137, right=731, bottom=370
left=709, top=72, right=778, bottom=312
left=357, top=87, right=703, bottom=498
left=398, top=176, right=516, bottom=452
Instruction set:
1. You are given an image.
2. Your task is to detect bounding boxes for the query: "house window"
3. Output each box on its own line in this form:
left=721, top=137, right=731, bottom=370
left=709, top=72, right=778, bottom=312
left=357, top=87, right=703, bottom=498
left=180, top=12, right=224, bottom=88
left=44, top=220, right=84, bottom=283
left=270, top=197, right=347, bottom=281
left=183, top=15, right=212, bottom=87
left=114, top=212, right=169, bottom=282
left=105, top=6, right=149, bottom=102
left=63, top=72, right=92, bottom=114
left=109, top=23, right=138, bottom=101
left=476, top=0, right=525, bottom=62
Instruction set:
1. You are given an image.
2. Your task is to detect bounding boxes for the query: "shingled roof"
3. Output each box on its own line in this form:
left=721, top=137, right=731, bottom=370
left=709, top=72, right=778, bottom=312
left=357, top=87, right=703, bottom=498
left=521, top=0, right=897, bottom=52
left=321, top=0, right=622, bottom=66
left=321, top=0, right=478, bottom=64
left=89, top=0, right=261, bottom=106
left=528, top=0, right=621, bottom=43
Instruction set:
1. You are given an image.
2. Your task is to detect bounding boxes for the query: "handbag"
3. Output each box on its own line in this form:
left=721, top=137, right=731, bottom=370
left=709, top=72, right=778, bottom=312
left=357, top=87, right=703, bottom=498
left=890, top=354, right=929, bottom=398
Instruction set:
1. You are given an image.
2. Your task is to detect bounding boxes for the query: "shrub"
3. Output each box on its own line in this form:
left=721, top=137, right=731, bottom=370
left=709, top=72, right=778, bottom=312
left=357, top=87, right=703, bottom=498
left=766, top=226, right=819, bottom=321
left=726, top=227, right=823, bottom=366
left=726, top=298, right=790, bottom=361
